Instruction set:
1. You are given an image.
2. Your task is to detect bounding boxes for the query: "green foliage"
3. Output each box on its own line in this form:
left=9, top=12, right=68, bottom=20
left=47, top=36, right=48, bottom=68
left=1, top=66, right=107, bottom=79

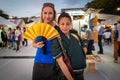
left=85, top=0, right=120, bottom=15
left=0, top=10, right=9, bottom=19
left=22, top=17, right=29, bottom=24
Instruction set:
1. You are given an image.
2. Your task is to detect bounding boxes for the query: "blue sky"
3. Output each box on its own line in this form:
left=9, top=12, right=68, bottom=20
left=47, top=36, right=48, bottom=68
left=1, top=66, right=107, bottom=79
left=0, top=0, right=93, bottom=18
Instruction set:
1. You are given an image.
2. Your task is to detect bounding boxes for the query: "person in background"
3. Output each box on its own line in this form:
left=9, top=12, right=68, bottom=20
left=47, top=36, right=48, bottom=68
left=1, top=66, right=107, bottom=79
left=1, top=28, right=8, bottom=48
left=83, top=24, right=94, bottom=55
left=11, top=31, right=16, bottom=50
left=23, top=27, right=28, bottom=46
left=113, top=20, right=120, bottom=63
left=7, top=27, right=13, bottom=49
left=97, top=21, right=104, bottom=54
left=103, top=29, right=111, bottom=45
left=22, top=27, right=28, bottom=46
left=15, top=26, right=21, bottom=52
left=51, top=12, right=87, bottom=80
left=32, top=3, right=58, bottom=80
left=0, top=25, right=3, bottom=48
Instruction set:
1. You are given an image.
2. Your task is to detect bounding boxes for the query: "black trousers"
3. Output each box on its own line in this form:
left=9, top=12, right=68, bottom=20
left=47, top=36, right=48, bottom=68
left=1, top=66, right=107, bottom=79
left=16, top=40, right=19, bottom=51
left=98, top=35, right=103, bottom=53
left=32, top=63, right=55, bottom=80
left=73, top=70, right=84, bottom=80
left=118, top=46, right=120, bottom=57
left=59, top=70, right=84, bottom=80
left=2, top=40, right=7, bottom=47
left=22, top=39, right=28, bottom=46
left=87, top=40, right=94, bottom=55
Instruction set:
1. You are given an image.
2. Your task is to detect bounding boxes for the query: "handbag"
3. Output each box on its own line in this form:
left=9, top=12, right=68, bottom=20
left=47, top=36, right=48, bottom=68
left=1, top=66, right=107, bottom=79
left=92, top=44, right=95, bottom=51
left=114, top=26, right=119, bottom=41
left=57, top=37, right=73, bottom=71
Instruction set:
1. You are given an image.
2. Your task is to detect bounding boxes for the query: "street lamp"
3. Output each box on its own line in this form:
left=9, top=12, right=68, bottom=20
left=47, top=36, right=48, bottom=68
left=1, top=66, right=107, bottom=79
left=117, top=7, right=120, bottom=11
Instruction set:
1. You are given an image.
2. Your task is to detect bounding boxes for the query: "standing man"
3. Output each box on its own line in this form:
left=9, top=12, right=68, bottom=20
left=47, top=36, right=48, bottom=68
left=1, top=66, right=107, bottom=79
left=0, top=25, right=2, bottom=48
left=113, top=20, right=120, bottom=63
left=83, top=25, right=94, bottom=55
left=1, top=28, right=8, bottom=48
left=22, top=27, right=28, bottom=46
left=15, top=26, right=21, bottom=52
left=97, top=21, right=104, bottom=54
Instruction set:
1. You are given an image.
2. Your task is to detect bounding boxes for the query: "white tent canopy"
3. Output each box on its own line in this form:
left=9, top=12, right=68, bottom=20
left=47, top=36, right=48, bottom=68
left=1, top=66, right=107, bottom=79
left=101, top=20, right=117, bottom=25
left=97, top=14, right=120, bottom=25
left=26, top=18, right=40, bottom=27
left=97, top=14, right=120, bottom=20
left=0, top=16, right=16, bottom=27
left=12, top=19, right=27, bottom=28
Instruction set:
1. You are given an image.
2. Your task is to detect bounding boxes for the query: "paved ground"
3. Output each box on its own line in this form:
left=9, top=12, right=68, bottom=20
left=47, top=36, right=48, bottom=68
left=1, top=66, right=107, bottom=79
left=0, top=41, right=120, bottom=80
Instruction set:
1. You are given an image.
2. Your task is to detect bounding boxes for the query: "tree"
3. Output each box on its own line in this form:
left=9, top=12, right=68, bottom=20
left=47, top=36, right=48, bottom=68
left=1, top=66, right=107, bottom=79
left=22, top=17, right=29, bottom=24
left=0, top=9, right=9, bottom=19
left=85, top=0, right=120, bottom=15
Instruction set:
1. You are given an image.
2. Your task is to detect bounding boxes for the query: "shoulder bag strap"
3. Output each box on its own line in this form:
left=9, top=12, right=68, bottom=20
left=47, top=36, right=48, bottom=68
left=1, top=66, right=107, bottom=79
left=57, top=37, right=67, bottom=57
left=71, top=33, right=79, bottom=41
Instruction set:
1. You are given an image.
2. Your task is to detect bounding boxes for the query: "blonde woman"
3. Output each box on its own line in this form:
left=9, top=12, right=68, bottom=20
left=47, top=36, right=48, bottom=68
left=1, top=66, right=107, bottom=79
left=32, top=3, right=59, bottom=80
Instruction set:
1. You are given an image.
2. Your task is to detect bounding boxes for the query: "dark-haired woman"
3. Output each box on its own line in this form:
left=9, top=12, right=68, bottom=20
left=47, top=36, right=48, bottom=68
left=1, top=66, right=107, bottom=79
left=51, top=12, right=87, bottom=80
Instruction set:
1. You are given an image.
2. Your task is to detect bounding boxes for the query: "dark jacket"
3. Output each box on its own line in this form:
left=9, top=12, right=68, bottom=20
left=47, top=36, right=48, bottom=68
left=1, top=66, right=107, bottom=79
left=1, top=31, right=7, bottom=41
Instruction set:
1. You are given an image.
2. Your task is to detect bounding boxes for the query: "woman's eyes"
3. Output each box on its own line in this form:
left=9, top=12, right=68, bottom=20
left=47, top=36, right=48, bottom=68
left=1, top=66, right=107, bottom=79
left=60, top=23, right=70, bottom=26
left=43, top=12, right=53, bottom=15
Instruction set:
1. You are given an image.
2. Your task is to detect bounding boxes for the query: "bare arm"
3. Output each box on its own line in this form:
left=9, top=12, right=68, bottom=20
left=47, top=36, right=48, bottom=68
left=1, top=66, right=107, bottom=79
left=56, top=57, right=74, bottom=80
left=83, top=47, right=87, bottom=54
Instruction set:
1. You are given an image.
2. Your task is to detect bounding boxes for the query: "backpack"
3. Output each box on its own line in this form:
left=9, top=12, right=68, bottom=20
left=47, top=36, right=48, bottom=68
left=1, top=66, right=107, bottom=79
left=71, top=33, right=86, bottom=56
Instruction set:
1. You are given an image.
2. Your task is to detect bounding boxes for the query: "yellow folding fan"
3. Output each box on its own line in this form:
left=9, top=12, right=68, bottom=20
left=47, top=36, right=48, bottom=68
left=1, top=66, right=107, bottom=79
left=23, top=23, right=60, bottom=41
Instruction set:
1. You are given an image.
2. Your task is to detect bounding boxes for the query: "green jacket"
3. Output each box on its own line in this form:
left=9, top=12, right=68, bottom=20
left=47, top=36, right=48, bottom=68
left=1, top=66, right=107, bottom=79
left=51, top=33, right=86, bottom=70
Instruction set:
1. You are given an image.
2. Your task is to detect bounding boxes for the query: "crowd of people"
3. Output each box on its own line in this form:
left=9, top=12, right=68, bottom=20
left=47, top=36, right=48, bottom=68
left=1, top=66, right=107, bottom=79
left=0, top=25, right=28, bottom=52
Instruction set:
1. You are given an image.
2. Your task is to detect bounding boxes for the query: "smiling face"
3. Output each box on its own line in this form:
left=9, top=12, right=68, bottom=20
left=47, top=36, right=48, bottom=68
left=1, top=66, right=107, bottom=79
left=59, top=17, right=72, bottom=36
left=41, top=6, right=54, bottom=24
